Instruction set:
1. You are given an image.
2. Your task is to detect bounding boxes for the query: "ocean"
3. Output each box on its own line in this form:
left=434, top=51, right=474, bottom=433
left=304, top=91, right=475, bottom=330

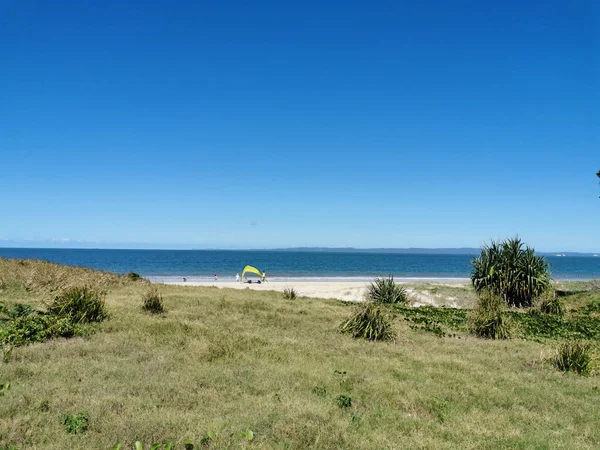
left=0, top=248, right=599, bottom=282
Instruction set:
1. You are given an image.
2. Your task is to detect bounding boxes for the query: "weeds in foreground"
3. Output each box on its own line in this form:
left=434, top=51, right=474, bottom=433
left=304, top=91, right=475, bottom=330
left=468, top=291, right=514, bottom=339
left=282, top=287, right=297, bottom=300
left=367, top=276, right=409, bottom=304
left=552, top=341, right=596, bottom=375
left=339, top=303, right=396, bottom=341
left=62, top=411, right=89, bottom=434
left=142, top=287, right=165, bottom=314
left=48, top=286, right=108, bottom=323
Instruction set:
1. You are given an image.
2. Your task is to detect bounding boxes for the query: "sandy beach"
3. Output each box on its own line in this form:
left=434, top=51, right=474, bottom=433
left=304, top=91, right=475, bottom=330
left=162, top=279, right=474, bottom=307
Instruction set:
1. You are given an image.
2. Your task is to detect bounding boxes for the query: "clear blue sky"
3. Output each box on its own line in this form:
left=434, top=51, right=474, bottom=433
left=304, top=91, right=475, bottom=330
left=1, top=1, right=598, bottom=251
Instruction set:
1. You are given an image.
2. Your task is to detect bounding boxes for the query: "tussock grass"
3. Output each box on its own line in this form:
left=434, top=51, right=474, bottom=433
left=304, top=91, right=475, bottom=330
left=367, top=276, right=409, bottom=304
left=282, top=287, right=297, bottom=300
left=468, top=291, right=514, bottom=339
left=48, top=286, right=108, bottom=323
left=537, top=290, right=565, bottom=316
left=141, top=287, right=165, bottom=314
left=1, top=270, right=600, bottom=448
left=339, top=303, right=396, bottom=341
left=553, top=341, right=596, bottom=375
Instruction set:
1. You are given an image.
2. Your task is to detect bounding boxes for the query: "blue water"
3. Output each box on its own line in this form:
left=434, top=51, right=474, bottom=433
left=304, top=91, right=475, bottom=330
left=0, top=248, right=598, bottom=282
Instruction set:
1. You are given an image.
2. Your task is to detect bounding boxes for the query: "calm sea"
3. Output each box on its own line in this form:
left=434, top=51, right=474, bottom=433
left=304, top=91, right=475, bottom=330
left=0, top=248, right=599, bottom=282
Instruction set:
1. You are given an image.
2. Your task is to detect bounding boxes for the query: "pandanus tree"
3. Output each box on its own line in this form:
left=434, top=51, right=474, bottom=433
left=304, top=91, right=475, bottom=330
left=471, top=237, right=551, bottom=307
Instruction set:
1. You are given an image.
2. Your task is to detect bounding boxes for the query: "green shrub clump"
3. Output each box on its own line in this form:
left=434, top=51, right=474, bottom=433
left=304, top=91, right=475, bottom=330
left=367, top=276, right=409, bottom=304
left=339, top=303, right=396, bottom=341
left=552, top=341, right=596, bottom=375
left=126, top=272, right=142, bottom=281
left=537, top=291, right=564, bottom=316
left=142, top=287, right=165, bottom=314
left=468, top=291, right=514, bottom=339
left=282, top=287, right=297, bottom=300
left=62, top=411, right=89, bottom=434
left=48, top=286, right=108, bottom=323
left=471, top=237, right=550, bottom=307
left=1, top=310, right=83, bottom=347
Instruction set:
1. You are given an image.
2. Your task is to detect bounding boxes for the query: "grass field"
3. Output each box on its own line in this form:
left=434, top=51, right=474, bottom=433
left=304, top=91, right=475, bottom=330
left=1, top=260, right=599, bottom=449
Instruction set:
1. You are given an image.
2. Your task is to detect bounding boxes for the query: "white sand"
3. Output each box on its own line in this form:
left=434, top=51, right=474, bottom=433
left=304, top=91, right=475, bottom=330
left=163, top=281, right=369, bottom=302
left=160, top=280, right=470, bottom=306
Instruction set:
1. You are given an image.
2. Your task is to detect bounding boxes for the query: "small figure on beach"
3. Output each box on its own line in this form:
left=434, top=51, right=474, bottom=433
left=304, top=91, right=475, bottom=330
left=262, top=271, right=267, bottom=281
left=183, top=277, right=187, bottom=282
left=214, top=273, right=218, bottom=281
left=235, top=273, right=240, bottom=282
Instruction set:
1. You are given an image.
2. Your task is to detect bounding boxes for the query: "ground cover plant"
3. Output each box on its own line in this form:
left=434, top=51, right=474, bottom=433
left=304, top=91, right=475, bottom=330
left=1, top=260, right=600, bottom=449
left=471, top=238, right=550, bottom=307
left=282, top=287, right=297, bottom=300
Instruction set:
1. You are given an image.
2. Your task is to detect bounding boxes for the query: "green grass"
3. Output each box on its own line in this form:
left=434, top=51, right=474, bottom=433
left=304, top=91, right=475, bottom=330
left=1, top=261, right=599, bottom=449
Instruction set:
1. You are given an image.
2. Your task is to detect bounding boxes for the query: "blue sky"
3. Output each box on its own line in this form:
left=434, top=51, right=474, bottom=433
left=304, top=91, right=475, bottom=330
left=1, top=1, right=598, bottom=251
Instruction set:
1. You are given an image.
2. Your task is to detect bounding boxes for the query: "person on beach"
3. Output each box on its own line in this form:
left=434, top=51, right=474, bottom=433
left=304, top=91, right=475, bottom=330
left=214, top=273, right=218, bottom=281
left=235, top=273, right=240, bottom=282
left=262, top=271, right=267, bottom=281
left=183, top=277, right=187, bottom=282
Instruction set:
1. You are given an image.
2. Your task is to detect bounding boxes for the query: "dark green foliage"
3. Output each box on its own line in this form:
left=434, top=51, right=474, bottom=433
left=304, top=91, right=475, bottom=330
left=126, top=272, right=142, bottom=281
left=0, top=313, right=82, bottom=346
left=282, top=287, right=297, bottom=300
left=468, top=291, right=514, bottom=339
left=538, top=291, right=565, bottom=316
left=471, top=238, right=551, bottom=307
left=48, top=286, right=108, bottom=323
left=7, top=303, right=32, bottom=319
left=0, top=445, right=20, bottom=450
left=367, top=276, right=409, bottom=304
left=336, top=394, right=352, bottom=408
left=553, top=341, right=596, bottom=375
left=62, top=411, right=89, bottom=434
left=339, top=303, right=396, bottom=341
left=142, top=287, right=165, bottom=314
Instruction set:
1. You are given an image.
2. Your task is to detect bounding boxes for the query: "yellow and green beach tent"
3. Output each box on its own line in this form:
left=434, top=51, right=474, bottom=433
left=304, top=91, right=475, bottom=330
left=241, top=264, right=266, bottom=281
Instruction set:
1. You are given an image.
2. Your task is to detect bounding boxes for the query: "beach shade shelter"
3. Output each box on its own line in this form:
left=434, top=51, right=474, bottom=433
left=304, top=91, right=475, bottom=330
left=241, top=264, right=266, bottom=281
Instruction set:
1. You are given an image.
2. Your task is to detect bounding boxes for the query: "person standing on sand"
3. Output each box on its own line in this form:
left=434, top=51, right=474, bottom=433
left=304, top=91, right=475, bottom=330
left=262, top=271, right=267, bottom=281
left=214, top=273, right=218, bottom=281
left=235, top=273, right=240, bottom=282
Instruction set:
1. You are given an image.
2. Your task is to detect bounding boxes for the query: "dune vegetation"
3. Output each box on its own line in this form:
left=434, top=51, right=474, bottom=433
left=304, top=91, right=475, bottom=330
left=1, top=258, right=599, bottom=449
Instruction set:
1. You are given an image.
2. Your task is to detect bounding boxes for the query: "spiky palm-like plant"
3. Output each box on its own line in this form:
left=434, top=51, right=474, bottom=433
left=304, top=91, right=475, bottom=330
left=471, top=238, right=550, bottom=307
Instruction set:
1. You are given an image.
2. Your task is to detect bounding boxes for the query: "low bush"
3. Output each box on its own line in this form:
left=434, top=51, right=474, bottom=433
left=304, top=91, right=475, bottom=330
left=48, top=286, right=108, bottom=323
left=537, top=291, right=564, bottom=316
left=336, top=394, right=352, bottom=408
left=468, top=291, right=514, bottom=339
left=339, top=303, right=396, bottom=341
left=367, top=276, right=409, bottom=304
left=1, top=313, right=82, bottom=346
left=62, top=411, right=89, bottom=434
left=142, top=287, right=165, bottom=314
left=282, top=287, right=297, bottom=300
left=552, top=341, right=596, bottom=375
left=126, top=272, right=142, bottom=281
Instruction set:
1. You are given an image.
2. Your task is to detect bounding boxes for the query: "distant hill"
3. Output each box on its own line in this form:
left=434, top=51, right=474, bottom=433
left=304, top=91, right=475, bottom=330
left=273, top=247, right=598, bottom=256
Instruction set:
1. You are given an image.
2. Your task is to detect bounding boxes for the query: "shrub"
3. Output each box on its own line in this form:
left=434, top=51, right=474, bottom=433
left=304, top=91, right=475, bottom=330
left=48, top=286, right=108, bottom=323
left=468, top=291, right=514, bottom=339
left=142, top=287, right=165, bottom=314
left=367, top=276, right=409, bottom=304
left=339, top=303, right=396, bottom=341
left=471, top=238, right=550, bottom=307
left=537, top=291, right=564, bottom=316
left=1, top=313, right=82, bottom=346
left=282, top=287, right=297, bottom=300
left=126, top=272, right=142, bottom=281
left=553, top=341, right=595, bottom=375
left=62, top=411, right=89, bottom=434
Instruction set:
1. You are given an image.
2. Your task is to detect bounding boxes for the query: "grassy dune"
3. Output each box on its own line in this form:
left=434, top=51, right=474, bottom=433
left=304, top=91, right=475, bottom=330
left=1, top=260, right=599, bottom=449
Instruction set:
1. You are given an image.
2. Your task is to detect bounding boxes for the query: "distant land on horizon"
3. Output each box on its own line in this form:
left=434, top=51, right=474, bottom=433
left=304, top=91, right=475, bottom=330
left=0, top=246, right=598, bottom=257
